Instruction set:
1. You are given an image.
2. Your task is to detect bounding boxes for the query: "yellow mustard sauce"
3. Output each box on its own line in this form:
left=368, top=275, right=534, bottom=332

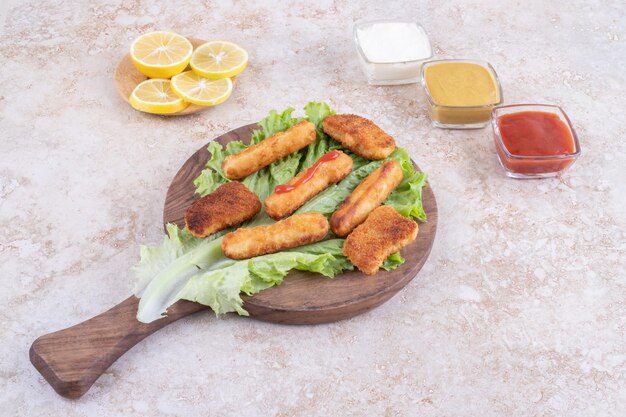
left=423, top=61, right=500, bottom=127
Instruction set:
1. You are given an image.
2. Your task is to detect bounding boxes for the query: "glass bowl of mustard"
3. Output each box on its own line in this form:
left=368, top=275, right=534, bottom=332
left=421, top=59, right=503, bottom=129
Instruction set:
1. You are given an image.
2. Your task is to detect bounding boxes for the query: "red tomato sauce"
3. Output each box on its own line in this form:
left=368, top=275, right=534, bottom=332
left=495, top=111, right=576, bottom=175
left=274, top=150, right=341, bottom=194
left=498, top=111, right=574, bottom=156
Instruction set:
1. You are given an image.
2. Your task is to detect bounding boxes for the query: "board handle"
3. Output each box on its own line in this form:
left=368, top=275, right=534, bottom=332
left=29, top=296, right=205, bottom=399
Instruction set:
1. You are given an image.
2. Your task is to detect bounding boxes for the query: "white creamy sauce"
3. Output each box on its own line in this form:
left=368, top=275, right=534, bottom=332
left=357, top=22, right=431, bottom=63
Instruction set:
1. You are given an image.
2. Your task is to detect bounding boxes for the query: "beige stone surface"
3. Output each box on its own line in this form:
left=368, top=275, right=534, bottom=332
left=1, top=1, right=625, bottom=416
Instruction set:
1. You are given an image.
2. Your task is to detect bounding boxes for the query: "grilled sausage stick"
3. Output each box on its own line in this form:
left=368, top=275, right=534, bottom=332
left=330, top=160, right=403, bottom=237
left=222, top=120, right=316, bottom=180
left=222, top=212, right=329, bottom=260
left=265, top=150, right=353, bottom=220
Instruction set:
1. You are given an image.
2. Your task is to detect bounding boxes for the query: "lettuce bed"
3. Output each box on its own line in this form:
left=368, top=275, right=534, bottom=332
left=133, top=102, right=427, bottom=323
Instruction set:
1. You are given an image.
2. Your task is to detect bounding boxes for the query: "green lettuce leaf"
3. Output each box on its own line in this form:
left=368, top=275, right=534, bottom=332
left=303, top=101, right=334, bottom=128
left=300, top=101, right=337, bottom=170
left=193, top=141, right=230, bottom=197
left=132, top=224, right=207, bottom=297
left=382, top=251, right=405, bottom=271
left=179, top=261, right=252, bottom=316
left=284, top=238, right=354, bottom=273
left=134, top=224, right=354, bottom=321
left=225, top=140, right=247, bottom=156
left=134, top=233, right=234, bottom=323
left=385, top=148, right=428, bottom=221
left=252, top=107, right=301, bottom=144
left=193, top=169, right=223, bottom=198
left=268, top=152, right=302, bottom=187
left=180, top=238, right=353, bottom=316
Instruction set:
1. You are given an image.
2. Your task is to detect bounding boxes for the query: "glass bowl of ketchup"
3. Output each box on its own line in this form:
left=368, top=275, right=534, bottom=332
left=491, top=104, right=581, bottom=179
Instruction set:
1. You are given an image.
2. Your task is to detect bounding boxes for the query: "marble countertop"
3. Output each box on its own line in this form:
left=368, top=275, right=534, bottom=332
left=1, top=1, right=624, bottom=416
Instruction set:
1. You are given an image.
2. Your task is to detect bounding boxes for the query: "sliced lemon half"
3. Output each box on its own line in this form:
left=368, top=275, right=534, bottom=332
left=171, top=71, right=233, bottom=106
left=129, top=79, right=189, bottom=114
left=190, top=41, right=248, bottom=79
left=130, top=31, right=193, bottom=78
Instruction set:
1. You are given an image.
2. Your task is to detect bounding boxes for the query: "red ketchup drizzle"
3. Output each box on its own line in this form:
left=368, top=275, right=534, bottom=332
left=274, top=150, right=341, bottom=194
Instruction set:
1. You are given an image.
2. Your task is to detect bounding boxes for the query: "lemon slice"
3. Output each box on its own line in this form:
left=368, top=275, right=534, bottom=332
left=130, top=31, right=193, bottom=78
left=171, top=71, right=233, bottom=106
left=129, top=79, right=189, bottom=114
left=190, top=41, right=248, bottom=79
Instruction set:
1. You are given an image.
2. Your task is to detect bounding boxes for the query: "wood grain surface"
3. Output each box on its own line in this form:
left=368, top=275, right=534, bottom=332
left=30, top=298, right=204, bottom=399
left=30, top=123, right=437, bottom=399
left=114, top=37, right=235, bottom=116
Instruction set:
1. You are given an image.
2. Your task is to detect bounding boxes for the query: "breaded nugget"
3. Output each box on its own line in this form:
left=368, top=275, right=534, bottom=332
left=184, top=182, right=261, bottom=238
left=265, top=150, right=353, bottom=220
left=222, top=120, right=316, bottom=180
left=343, top=206, right=418, bottom=275
left=222, top=212, right=329, bottom=260
left=330, top=160, right=403, bottom=237
left=322, top=114, right=396, bottom=160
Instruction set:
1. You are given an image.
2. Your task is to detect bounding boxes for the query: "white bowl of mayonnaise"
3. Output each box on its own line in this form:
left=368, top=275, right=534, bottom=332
left=354, top=19, right=433, bottom=85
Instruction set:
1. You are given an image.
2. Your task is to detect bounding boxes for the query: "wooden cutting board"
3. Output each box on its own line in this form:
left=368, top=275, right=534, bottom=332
left=30, top=123, right=438, bottom=399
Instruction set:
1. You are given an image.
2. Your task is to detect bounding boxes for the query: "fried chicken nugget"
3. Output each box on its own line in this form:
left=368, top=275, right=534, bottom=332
left=222, top=120, right=316, bottom=180
left=264, top=150, right=353, bottom=220
left=222, top=212, right=329, bottom=260
left=184, top=182, right=261, bottom=238
left=330, top=160, right=403, bottom=237
left=322, top=114, right=396, bottom=160
left=343, top=206, right=418, bottom=275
